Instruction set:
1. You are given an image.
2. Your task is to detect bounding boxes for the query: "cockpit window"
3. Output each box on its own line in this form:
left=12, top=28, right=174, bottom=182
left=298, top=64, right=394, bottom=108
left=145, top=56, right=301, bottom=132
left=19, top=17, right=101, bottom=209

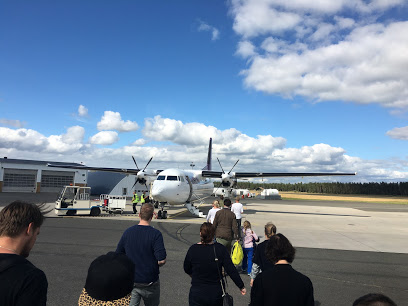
left=167, top=176, right=178, bottom=181
left=157, top=176, right=165, bottom=180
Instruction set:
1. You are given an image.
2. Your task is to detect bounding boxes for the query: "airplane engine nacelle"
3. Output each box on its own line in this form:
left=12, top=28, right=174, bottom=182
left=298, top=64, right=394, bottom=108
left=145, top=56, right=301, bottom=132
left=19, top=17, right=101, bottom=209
left=221, top=174, right=237, bottom=188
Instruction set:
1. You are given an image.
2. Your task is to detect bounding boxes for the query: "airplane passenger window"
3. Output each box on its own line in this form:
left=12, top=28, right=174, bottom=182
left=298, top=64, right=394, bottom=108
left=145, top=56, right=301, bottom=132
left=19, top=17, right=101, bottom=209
left=157, top=176, right=165, bottom=180
left=167, top=176, right=178, bottom=181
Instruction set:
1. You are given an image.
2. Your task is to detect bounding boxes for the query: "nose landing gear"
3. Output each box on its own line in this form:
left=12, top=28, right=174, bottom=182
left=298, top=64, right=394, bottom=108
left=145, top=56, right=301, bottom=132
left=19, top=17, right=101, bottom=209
left=157, top=202, right=167, bottom=219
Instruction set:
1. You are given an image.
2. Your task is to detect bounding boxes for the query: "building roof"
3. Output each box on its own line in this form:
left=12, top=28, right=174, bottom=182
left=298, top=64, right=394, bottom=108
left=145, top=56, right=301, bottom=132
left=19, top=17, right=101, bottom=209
left=0, top=158, right=83, bottom=167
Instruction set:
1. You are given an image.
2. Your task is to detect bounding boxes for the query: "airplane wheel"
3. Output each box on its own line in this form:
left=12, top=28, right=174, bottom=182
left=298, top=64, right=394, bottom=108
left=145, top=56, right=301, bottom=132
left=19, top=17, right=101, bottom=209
left=90, top=207, right=101, bottom=216
left=154, top=202, right=159, bottom=208
left=66, top=210, right=76, bottom=216
left=163, top=211, right=168, bottom=219
left=157, top=210, right=162, bottom=219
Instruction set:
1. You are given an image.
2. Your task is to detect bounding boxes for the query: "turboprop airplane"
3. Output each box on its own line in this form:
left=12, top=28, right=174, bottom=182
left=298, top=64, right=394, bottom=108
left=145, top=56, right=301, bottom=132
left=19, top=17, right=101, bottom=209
left=48, top=138, right=356, bottom=218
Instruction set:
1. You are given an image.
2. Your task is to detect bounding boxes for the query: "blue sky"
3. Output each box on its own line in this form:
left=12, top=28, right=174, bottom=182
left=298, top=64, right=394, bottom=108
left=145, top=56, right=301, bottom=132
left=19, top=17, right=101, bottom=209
left=1, top=0, right=408, bottom=183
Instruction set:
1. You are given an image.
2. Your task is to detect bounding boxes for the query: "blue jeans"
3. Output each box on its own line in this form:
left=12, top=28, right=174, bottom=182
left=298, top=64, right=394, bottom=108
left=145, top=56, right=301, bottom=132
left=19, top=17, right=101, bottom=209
left=242, top=247, right=254, bottom=274
left=129, top=280, right=160, bottom=306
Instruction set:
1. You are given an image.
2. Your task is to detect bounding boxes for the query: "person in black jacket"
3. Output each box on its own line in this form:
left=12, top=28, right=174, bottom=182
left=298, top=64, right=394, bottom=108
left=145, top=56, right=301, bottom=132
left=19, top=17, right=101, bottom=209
left=184, top=222, right=246, bottom=306
left=250, top=233, right=314, bottom=306
left=250, top=222, right=277, bottom=286
left=0, top=201, right=48, bottom=306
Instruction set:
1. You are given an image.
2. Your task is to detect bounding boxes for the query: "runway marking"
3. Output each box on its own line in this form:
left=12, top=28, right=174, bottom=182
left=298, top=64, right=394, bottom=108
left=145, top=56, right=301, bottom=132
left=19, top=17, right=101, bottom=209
left=168, top=209, right=188, bottom=219
left=310, top=274, right=392, bottom=291
left=176, top=224, right=191, bottom=245
left=253, top=210, right=371, bottom=218
left=156, top=223, right=191, bottom=246
left=168, top=202, right=207, bottom=219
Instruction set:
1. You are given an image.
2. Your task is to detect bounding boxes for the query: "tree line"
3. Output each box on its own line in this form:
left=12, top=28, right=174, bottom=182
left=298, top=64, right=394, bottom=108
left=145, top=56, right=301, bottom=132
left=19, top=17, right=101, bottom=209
left=235, top=181, right=408, bottom=196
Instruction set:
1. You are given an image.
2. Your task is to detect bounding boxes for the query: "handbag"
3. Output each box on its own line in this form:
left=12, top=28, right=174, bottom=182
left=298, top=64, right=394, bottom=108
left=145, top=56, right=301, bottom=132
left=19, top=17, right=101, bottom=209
left=213, top=245, right=234, bottom=306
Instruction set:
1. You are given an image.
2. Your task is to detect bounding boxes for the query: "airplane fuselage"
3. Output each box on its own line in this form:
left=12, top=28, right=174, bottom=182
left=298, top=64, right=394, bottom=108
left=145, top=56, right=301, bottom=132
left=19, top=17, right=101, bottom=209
left=151, top=168, right=213, bottom=205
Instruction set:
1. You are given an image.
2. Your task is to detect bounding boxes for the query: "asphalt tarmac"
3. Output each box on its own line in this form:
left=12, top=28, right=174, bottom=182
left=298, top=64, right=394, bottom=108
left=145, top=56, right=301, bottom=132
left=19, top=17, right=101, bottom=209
left=28, top=217, right=408, bottom=306
left=1, top=193, right=407, bottom=305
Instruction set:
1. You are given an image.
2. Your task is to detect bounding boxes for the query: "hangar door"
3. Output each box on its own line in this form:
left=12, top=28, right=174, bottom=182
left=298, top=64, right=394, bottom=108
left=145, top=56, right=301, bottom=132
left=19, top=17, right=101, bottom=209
left=41, top=170, right=74, bottom=192
left=3, top=169, right=37, bottom=193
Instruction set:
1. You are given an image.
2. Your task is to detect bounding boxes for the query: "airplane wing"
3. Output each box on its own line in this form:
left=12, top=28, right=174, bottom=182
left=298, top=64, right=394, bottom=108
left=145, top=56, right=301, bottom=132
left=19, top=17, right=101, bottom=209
left=201, top=170, right=356, bottom=178
left=47, top=163, right=141, bottom=174
left=201, top=170, right=223, bottom=178
left=234, top=172, right=356, bottom=178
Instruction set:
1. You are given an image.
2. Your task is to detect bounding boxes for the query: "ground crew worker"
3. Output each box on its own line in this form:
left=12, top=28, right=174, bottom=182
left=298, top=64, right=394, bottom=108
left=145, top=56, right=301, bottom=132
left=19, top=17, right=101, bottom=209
left=132, top=191, right=139, bottom=214
left=140, top=191, right=146, bottom=206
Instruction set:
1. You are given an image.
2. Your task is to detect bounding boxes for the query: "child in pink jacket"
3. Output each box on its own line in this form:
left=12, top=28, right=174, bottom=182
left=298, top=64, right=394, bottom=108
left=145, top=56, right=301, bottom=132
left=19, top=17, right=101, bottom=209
left=242, top=220, right=258, bottom=275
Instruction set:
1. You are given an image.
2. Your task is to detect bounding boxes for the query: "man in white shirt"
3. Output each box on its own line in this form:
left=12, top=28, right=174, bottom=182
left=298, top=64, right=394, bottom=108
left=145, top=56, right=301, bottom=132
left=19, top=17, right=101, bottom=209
left=231, top=196, right=244, bottom=238
left=206, top=200, right=220, bottom=224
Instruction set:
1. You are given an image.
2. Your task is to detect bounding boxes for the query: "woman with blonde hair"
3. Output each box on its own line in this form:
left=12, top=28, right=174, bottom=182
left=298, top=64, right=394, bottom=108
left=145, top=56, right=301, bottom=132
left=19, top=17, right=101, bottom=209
left=206, top=200, right=220, bottom=224
left=242, top=220, right=258, bottom=275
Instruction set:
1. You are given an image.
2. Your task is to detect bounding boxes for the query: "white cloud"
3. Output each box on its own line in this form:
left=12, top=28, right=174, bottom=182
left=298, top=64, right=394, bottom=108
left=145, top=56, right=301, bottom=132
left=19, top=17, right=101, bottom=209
left=142, top=116, right=286, bottom=154
left=78, top=105, right=88, bottom=117
left=198, top=21, right=220, bottom=41
left=0, top=117, right=407, bottom=181
left=0, top=126, right=85, bottom=153
left=231, top=1, right=301, bottom=38
left=47, top=126, right=85, bottom=153
left=240, top=22, right=408, bottom=109
left=0, top=119, right=26, bottom=128
left=89, top=131, right=119, bottom=145
left=386, top=126, right=408, bottom=140
left=236, top=40, right=257, bottom=58
left=132, top=138, right=147, bottom=146
left=230, top=0, right=408, bottom=111
left=97, top=111, right=139, bottom=132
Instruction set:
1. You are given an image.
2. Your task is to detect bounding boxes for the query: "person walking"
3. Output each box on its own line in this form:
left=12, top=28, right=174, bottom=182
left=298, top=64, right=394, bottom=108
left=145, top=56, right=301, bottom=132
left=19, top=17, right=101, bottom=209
left=184, top=222, right=246, bottom=306
left=116, top=203, right=167, bottom=306
left=206, top=200, right=221, bottom=224
left=250, top=222, right=277, bottom=287
left=218, top=195, right=224, bottom=209
left=132, top=191, right=139, bottom=214
left=241, top=221, right=258, bottom=275
left=250, top=233, right=314, bottom=306
left=0, top=201, right=48, bottom=306
left=231, top=196, right=244, bottom=238
left=213, top=198, right=238, bottom=254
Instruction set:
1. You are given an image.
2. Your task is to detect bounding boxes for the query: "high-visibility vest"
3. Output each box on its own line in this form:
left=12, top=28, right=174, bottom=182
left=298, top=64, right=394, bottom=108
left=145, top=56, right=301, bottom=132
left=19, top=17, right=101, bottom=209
left=132, top=194, right=139, bottom=203
left=140, top=194, right=145, bottom=204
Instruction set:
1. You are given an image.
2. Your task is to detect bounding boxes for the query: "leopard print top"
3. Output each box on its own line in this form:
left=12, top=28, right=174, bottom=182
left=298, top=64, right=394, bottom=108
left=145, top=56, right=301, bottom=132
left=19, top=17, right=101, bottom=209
left=78, top=288, right=132, bottom=305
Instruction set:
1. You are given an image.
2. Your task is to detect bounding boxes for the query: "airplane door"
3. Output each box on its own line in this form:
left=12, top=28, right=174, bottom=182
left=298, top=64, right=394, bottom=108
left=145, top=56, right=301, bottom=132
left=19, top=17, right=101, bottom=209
left=185, top=176, right=193, bottom=202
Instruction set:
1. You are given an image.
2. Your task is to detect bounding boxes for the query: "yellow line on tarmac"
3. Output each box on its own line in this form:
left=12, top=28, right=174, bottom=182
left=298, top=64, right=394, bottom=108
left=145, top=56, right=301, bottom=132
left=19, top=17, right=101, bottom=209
left=168, top=202, right=207, bottom=219
left=168, top=209, right=187, bottom=219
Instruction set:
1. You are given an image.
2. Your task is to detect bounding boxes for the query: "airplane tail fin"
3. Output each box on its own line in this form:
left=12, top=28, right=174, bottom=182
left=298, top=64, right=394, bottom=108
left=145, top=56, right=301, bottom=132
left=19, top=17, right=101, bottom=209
left=202, top=138, right=212, bottom=171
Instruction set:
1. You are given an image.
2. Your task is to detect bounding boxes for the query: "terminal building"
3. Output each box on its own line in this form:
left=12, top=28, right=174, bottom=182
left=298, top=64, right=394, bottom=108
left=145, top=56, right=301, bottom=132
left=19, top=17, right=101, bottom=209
left=0, top=158, right=88, bottom=193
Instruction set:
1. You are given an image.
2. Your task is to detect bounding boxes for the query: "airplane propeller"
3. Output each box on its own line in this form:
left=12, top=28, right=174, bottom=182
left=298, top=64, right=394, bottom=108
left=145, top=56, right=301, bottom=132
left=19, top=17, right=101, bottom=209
left=131, top=156, right=154, bottom=190
left=217, top=158, right=240, bottom=175
left=228, top=159, right=239, bottom=175
left=132, top=156, right=139, bottom=169
left=213, top=158, right=240, bottom=195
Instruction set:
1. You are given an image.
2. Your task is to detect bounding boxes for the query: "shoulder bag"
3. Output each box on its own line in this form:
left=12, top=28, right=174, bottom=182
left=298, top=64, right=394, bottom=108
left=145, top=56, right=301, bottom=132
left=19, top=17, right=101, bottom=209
left=213, top=245, right=234, bottom=306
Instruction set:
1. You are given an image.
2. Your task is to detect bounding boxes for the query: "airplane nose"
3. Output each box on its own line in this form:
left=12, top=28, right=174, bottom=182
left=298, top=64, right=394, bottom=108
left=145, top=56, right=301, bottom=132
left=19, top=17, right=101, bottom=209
left=151, top=184, right=166, bottom=202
